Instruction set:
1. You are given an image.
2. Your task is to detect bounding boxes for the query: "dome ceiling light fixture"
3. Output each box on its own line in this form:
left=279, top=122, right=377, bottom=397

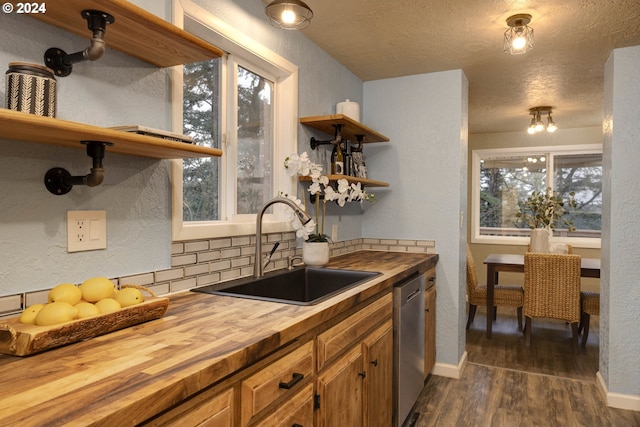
left=504, top=13, right=534, bottom=55
left=265, top=0, right=313, bottom=30
left=527, top=107, right=558, bottom=134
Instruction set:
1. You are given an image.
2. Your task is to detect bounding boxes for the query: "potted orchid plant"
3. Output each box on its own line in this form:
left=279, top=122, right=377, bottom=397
left=281, top=152, right=373, bottom=265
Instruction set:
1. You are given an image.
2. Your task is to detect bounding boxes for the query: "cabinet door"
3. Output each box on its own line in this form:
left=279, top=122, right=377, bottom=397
left=316, top=344, right=364, bottom=427
left=424, top=278, right=436, bottom=377
left=254, top=383, right=314, bottom=427
left=362, top=320, right=393, bottom=427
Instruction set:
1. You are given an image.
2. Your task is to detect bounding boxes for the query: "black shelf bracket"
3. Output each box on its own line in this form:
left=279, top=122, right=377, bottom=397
left=310, top=124, right=344, bottom=150
left=44, top=141, right=113, bottom=195
left=44, top=10, right=115, bottom=77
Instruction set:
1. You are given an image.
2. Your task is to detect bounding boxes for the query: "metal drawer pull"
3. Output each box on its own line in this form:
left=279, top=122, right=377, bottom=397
left=279, top=372, right=304, bottom=389
left=292, top=424, right=303, bottom=427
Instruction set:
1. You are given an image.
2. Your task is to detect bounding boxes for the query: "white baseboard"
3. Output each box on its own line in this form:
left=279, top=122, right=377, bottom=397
left=430, top=351, right=467, bottom=379
left=596, top=371, right=640, bottom=411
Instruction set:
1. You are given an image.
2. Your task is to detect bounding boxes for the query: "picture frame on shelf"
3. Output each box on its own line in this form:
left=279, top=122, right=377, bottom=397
left=351, top=151, right=367, bottom=179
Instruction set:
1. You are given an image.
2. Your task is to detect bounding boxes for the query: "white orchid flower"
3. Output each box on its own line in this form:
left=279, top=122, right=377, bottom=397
left=308, top=181, right=322, bottom=195
left=323, top=185, right=339, bottom=201
left=337, top=179, right=350, bottom=195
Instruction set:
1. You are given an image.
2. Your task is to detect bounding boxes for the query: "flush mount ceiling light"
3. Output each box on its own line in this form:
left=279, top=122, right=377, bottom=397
left=265, top=0, right=313, bottom=30
left=504, top=14, right=534, bottom=55
left=527, top=107, right=558, bottom=134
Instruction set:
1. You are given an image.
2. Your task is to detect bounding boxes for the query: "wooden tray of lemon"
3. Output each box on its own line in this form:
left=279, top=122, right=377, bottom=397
left=0, top=278, right=169, bottom=356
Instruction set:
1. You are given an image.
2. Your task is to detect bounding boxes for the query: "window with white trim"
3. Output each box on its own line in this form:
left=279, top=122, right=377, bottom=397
left=471, top=145, right=603, bottom=248
left=171, top=0, right=299, bottom=241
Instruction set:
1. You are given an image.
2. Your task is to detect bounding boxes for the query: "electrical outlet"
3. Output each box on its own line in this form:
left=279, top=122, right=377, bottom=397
left=67, top=210, right=106, bottom=252
left=331, top=224, right=339, bottom=242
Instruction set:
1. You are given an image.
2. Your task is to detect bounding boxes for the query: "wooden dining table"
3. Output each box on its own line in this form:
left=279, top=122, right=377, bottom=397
left=483, top=253, right=601, bottom=338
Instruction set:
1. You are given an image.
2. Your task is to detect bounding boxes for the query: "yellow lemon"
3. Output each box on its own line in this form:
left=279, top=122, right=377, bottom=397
left=19, top=303, right=46, bottom=325
left=95, top=298, right=121, bottom=314
left=115, top=288, right=144, bottom=307
left=74, top=301, right=100, bottom=319
left=79, top=277, right=115, bottom=302
left=48, top=283, right=82, bottom=305
left=35, top=302, right=79, bottom=326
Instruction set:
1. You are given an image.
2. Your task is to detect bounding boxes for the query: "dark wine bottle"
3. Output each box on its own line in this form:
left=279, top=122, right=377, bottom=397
left=331, top=141, right=344, bottom=174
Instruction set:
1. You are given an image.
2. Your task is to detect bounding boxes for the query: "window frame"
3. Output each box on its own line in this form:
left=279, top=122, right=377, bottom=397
left=171, top=0, right=299, bottom=241
left=470, top=143, right=603, bottom=249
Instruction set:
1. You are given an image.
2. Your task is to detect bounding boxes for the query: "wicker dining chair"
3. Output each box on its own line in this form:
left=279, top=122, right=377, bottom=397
left=523, top=253, right=581, bottom=351
left=579, top=291, right=600, bottom=347
left=527, top=243, right=573, bottom=254
left=466, top=245, right=524, bottom=331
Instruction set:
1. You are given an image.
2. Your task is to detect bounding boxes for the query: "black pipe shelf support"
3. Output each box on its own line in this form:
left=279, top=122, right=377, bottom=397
left=44, top=140, right=113, bottom=195
left=310, top=124, right=344, bottom=150
left=44, top=10, right=115, bottom=77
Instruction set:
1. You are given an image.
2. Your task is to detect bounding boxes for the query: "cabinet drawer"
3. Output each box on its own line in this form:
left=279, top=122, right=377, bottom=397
left=241, top=340, right=314, bottom=426
left=142, top=386, right=234, bottom=427
left=317, top=293, right=392, bottom=371
left=253, top=382, right=314, bottom=427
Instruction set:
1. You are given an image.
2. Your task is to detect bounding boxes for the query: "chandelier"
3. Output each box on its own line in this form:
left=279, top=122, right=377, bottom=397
left=527, top=107, right=558, bottom=134
left=504, top=14, right=534, bottom=55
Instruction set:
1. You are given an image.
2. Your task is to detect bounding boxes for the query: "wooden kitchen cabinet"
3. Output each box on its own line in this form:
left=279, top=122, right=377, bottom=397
left=424, top=267, right=437, bottom=378
left=362, top=320, right=393, bottom=427
left=316, top=293, right=393, bottom=427
left=316, top=344, right=364, bottom=427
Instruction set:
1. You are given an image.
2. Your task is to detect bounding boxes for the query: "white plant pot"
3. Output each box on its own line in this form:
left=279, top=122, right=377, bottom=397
left=529, top=228, right=551, bottom=253
left=302, top=241, right=330, bottom=267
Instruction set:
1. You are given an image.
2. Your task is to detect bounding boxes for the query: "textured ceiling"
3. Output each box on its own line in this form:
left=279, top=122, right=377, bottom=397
left=292, top=0, right=640, bottom=134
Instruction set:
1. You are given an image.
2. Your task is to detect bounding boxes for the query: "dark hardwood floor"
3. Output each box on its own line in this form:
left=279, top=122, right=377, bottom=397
left=411, top=306, right=640, bottom=426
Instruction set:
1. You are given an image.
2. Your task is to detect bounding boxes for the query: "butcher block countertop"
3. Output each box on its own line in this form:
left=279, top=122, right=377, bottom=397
left=0, top=251, right=437, bottom=426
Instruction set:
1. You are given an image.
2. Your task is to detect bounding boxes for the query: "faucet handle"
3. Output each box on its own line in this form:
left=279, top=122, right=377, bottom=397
left=262, top=242, right=280, bottom=270
left=288, top=255, right=304, bottom=270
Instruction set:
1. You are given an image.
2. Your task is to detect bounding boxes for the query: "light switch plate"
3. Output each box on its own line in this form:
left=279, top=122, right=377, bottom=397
left=67, top=210, right=107, bottom=252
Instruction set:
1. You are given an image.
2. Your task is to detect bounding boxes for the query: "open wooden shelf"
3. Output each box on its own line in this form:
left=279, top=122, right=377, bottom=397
left=299, top=175, right=389, bottom=188
left=300, top=114, right=389, bottom=143
left=0, top=109, right=222, bottom=159
left=31, top=0, right=224, bottom=67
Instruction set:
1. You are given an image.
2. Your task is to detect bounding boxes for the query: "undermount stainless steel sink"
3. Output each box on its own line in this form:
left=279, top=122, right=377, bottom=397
left=191, top=267, right=381, bottom=305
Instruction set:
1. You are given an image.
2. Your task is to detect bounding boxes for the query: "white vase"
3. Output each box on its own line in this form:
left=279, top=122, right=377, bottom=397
left=302, top=241, right=330, bottom=267
left=529, top=228, right=551, bottom=253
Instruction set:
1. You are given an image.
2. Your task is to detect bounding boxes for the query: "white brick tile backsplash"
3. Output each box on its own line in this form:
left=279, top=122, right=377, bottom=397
left=196, top=273, right=220, bottom=287
left=119, top=272, right=155, bottom=286
left=171, top=277, right=197, bottom=293
left=210, top=260, right=232, bottom=272
left=184, top=263, right=209, bottom=277
left=210, top=238, right=232, bottom=249
left=1, top=234, right=435, bottom=301
left=231, top=236, right=251, bottom=246
left=198, top=250, right=221, bottom=263
left=185, top=241, right=209, bottom=253
left=25, top=290, right=48, bottom=307
left=155, top=268, right=185, bottom=283
left=0, top=294, right=22, bottom=314
left=172, top=254, right=197, bottom=267
left=220, top=269, right=242, bottom=282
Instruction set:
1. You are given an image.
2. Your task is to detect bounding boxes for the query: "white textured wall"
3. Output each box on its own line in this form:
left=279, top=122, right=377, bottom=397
left=0, top=0, right=364, bottom=295
left=0, top=7, right=173, bottom=294
left=363, top=70, right=469, bottom=368
left=602, top=45, right=640, bottom=399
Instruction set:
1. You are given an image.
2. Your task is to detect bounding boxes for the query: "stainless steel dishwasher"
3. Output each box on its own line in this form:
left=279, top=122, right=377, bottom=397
left=394, top=273, right=425, bottom=427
